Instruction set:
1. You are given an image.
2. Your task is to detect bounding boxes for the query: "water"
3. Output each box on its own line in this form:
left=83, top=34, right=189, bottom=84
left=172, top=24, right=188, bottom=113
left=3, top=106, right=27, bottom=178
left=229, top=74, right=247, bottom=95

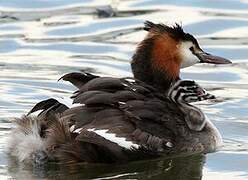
left=0, top=0, right=247, bottom=179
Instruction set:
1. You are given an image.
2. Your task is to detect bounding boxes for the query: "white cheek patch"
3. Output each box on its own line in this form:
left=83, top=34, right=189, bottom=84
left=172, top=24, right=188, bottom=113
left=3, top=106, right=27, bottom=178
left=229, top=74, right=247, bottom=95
left=180, top=42, right=200, bottom=68
left=87, top=128, right=139, bottom=150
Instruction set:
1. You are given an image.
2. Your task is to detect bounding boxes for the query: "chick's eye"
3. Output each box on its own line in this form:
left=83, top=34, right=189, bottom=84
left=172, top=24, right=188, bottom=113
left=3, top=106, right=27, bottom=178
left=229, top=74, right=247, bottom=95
left=189, top=47, right=194, bottom=51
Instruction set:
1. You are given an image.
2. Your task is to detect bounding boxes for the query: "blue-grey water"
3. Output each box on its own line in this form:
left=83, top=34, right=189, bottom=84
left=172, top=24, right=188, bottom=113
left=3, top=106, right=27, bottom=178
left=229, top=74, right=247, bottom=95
left=0, top=0, right=247, bottom=179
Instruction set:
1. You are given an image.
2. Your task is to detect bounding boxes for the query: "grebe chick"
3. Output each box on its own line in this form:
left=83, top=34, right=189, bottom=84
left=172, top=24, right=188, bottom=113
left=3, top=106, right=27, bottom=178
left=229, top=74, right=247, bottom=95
left=168, top=80, right=215, bottom=131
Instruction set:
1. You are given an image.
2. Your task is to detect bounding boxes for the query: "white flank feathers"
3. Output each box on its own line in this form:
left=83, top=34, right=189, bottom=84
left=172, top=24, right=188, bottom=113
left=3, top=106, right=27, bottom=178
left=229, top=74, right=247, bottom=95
left=74, top=128, right=83, bottom=134
left=29, top=109, right=43, bottom=116
left=166, top=142, right=173, bottom=148
left=87, top=128, right=139, bottom=149
left=125, top=78, right=136, bottom=83
left=69, top=125, right=75, bottom=132
left=54, top=96, right=82, bottom=108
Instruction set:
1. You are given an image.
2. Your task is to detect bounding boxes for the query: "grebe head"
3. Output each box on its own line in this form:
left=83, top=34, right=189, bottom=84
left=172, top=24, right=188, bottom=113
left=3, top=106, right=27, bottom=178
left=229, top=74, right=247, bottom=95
left=131, top=21, right=231, bottom=91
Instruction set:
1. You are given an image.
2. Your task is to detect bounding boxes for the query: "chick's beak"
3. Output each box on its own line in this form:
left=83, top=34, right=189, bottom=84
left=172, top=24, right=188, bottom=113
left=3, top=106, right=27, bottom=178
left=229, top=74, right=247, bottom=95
left=196, top=51, right=232, bottom=64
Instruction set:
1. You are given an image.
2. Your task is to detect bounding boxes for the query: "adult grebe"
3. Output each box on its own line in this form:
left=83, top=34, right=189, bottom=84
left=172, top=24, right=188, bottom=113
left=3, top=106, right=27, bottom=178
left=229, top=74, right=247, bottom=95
left=8, top=21, right=231, bottom=164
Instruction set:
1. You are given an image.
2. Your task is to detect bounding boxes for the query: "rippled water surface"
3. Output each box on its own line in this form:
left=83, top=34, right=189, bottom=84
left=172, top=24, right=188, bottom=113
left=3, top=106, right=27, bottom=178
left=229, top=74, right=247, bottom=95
left=0, top=0, right=248, bottom=179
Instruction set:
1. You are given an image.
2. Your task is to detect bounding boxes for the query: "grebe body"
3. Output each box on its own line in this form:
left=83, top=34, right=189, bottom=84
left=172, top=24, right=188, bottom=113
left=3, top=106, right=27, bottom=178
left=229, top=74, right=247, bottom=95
left=8, top=21, right=231, bottom=164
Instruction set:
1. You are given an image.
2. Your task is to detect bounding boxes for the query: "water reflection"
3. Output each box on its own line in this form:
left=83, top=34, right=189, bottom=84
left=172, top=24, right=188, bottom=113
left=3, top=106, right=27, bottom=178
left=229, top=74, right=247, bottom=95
left=7, top=154, right=205, bottom=180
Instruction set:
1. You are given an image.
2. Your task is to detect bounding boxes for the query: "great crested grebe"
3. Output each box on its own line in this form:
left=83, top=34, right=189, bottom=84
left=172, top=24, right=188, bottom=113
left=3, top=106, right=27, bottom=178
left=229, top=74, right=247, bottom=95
left=8, top=21, right=231, bottom=165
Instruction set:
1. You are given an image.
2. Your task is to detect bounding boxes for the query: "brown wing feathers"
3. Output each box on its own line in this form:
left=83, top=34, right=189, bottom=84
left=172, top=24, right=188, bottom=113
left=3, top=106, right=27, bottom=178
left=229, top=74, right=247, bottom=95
left=27, top=98, right=69, bottom=116
left=23, top=72, right=185, bottom=163
left=59, top=72, right=99, bottom=89
left=65, top=73, right=180, bottom=148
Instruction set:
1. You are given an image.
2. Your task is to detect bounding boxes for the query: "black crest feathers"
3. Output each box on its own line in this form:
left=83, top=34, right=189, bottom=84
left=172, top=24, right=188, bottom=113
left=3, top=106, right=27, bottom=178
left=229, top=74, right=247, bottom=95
left=144, top=21, right=196, bottom=42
